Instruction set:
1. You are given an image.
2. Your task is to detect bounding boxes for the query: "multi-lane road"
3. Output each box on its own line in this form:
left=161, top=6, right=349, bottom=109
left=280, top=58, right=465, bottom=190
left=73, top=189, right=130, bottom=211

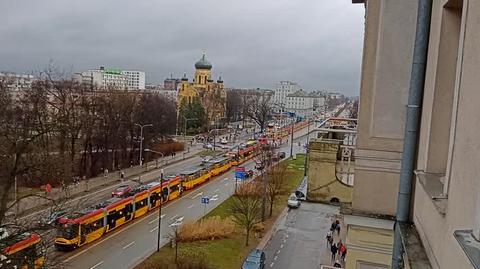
left=54, top=123, right=318, bottom=269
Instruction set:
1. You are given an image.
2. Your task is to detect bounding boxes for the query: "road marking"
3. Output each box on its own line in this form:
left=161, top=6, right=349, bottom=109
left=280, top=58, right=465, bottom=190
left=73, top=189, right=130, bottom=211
left=212, top=194, right=218, bottom=198
left=274, top=256, right=278, bottom=261
left=276, top=250, right=281, bottom=255
left=280, top=244, right=284, bottom=248
left=187, top=204, right=194, bottom=209
left=122, top=241, right=135, bottom=250
left=223, top=177, right=229, bottom=181
left=170, top=214, right=178, bottom=220
left=150, top=226, right=158, bottom=233
left=270, top=262, right=274, bottom=267
left=214, top=188, right=219, bottom=193
left=282, top=239, right=286, bottom=243
left=192, top=192, right=203, bottom=199
left=90, top=261, right=104, bottom=269
left=177, top=216, right=185, bottom=222
left=148, top=214, right=166, bottom=224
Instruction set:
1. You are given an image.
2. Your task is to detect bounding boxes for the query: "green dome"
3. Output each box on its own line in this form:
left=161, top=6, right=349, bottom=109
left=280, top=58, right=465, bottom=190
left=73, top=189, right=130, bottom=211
left=194, top=53, right=212, bottom=70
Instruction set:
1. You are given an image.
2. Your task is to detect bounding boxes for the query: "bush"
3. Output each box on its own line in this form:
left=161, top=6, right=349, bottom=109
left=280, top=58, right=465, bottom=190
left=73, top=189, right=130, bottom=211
left=152, top=141, right=185, bottom=156
left=178, top=216, right=236, bottom=242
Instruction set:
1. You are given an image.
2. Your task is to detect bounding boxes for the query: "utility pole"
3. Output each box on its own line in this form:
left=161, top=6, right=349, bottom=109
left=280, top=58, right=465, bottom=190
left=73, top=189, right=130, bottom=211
left=290, top=124, right=294, bottom=158
left=157, top=169, right=164, bottom=252
left=135, top=123, right=153, bottom=166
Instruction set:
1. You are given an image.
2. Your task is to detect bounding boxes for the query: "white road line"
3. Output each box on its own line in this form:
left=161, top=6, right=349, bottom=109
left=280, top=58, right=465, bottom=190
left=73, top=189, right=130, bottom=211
left=192, top=192, right=203, bottom=199
left=212, top=194, right=218, bottom=198
left=170, top=214, right=178, bottom=220
left=276, top=250, right=281, bottom=255
left=122, top=241, right=135, bottom=250
left=280, top=244, right=284, bottom=248
left=187, top=204, right=194, bottom=209
left=214, top=188, right=219, bottom=193
left=150, top=226, right=158, bottom=233
left=274, top=256, right=278, bottom=261
left=90, top=261, right=104, bottom=269
left=148, top=214, right=166, bottom=224
left=270, top=262, right=274, bottom=267
left=223, top=177, right=229, bottom=181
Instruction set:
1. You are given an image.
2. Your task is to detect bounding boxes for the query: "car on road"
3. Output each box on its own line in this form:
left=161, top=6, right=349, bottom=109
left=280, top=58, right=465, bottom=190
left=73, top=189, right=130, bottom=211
left=40, top=210, right=68, bottom=226
left=255, top=161, right=265, bottom=170
left=246, top=169, right=254, bottom=178
left=201, top=156, right=212, bottom=164
left=112, top=185, right=132, bottom=198
left=203, top=143, right=213, bottom=150
left=242, top=249, right=266, bottom=269
left=278, top=152, right=286, bottom=159
left=220, top=138, right=228, bottom=144
left=287, top=193, right=301, bottom=209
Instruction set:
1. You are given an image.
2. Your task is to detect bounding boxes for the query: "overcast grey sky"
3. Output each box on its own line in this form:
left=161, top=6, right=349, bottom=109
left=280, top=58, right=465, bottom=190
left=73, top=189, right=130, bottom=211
left=1, top=0, right=364, bottom=95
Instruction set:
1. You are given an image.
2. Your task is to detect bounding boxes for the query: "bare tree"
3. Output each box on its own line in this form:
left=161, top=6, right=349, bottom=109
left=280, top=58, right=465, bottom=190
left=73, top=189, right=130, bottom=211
left=243, top=90, right=272, bottom=133
left=228, top=182, right=262, bottom=246
left=266, top=162, right=289, bottom=217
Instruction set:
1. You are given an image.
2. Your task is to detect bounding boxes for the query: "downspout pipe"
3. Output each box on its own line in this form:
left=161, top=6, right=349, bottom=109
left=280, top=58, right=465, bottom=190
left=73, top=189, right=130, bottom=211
left=392, top=0, right=433, bottom=268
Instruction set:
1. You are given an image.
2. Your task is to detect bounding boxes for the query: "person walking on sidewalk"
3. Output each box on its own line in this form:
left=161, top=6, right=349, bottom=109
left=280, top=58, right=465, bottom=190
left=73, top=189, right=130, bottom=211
left=330, top=220, right=337, bottom=233
left=335, top=220, right=341, bottom=236
left=336, top=239, right=343, bottom=256
left=326, top=230, right=333, bottom=247
left=340, top=244, right=347, bottom=262
left=330, top=243, right=338, bottom=261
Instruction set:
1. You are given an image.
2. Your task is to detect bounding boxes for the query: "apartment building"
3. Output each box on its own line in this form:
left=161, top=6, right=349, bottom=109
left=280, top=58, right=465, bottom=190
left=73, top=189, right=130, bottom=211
left=273, top=81, right=301, bottom=111
left=285, top=89, right=325, bottom=118
left=0, top=72, right=34, bottom=99
left=346, top=0, right=480, bottom=268
left=74, top=67, right=145, bottom=90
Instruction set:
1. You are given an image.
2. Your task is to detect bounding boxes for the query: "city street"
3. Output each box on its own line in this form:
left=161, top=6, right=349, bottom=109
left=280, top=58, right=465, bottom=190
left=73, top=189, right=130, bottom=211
left=263, top=202, right=345, bottom=269
left=57, top=123, right=316, bottom=269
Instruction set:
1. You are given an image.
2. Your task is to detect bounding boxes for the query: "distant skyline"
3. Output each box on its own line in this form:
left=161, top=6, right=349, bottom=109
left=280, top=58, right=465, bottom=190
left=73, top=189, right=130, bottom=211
left=0, top=0, right=364, bottom=96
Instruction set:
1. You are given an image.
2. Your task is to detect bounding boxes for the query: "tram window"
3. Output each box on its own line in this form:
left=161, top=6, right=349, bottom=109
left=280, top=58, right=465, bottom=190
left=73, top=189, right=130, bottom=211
left=107, top=211, right=118, bottom=224
left=162, top=187, right=168, bottom=197
left=135, top=198, right=148, bottom=209
left=170, top=184, right=179, bottom=193
left=150, top=193, right=158, bottom=205
left=85, top=218, right=104, bottom=233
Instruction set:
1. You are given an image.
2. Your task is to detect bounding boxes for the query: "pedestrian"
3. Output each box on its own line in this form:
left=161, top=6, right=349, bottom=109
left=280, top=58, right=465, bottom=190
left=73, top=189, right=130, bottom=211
left=337, top=239, right=343, bottom=255
left=120, top=171, right=125, bottom=182
left=340, top=244, right=347, bottom=261
left=330, top=221, right=337, bottom=232
left=330, top=243, right=338, bottom=261
left=335, top=220, right=341, bottom=235
left=326, top=230, right=333, bottom=247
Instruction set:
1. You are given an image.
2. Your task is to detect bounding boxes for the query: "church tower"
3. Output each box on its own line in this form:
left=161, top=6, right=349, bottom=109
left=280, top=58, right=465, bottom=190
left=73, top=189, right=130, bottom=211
left=194, top=52, right=212, bottom=88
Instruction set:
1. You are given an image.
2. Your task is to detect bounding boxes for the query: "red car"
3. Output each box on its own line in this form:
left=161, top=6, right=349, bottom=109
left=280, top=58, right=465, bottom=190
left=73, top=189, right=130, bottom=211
left=112, top=185, right=132, bottom=198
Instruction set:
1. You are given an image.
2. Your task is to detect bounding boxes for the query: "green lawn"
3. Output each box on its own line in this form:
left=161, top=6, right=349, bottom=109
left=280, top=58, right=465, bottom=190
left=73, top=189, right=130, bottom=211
left=196, top=150, right=224, bottom=157
left=137, top=155, right=306, bottom=269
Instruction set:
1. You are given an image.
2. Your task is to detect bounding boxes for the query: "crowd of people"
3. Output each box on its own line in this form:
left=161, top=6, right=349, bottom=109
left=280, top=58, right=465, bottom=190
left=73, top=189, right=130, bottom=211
left=326, top=219, right=347, bottom=268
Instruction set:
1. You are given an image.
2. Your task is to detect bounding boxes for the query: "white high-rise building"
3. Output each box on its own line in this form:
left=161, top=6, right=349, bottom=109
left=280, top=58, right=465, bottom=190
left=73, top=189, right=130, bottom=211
left=74, top=67, right=145, bottom=90
left=273, top=81, right=301, bottom=112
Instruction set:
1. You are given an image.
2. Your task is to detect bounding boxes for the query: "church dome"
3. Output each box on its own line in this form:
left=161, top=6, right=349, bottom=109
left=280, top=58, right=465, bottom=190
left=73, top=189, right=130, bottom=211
left=194, top=53, right=212, bottom=70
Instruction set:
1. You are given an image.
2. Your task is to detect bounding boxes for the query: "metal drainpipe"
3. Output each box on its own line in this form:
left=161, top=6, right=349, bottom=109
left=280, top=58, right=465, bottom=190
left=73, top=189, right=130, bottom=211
left=392, top=0, right=432, bottom=268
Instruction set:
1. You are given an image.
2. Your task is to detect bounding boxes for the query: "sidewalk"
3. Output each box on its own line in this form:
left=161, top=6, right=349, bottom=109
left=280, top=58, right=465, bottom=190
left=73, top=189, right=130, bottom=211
left=15, top=144, right=204, bottom=218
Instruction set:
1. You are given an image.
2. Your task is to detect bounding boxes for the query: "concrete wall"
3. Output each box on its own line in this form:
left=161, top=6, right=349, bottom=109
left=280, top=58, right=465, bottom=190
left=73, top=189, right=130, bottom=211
left=307, top=139, right=353, bottom=203
left=352, top=0, right=418, bottom=216
left=413, top=0, right=479, bottom=268
left=345, top=225, right=393, bottom=269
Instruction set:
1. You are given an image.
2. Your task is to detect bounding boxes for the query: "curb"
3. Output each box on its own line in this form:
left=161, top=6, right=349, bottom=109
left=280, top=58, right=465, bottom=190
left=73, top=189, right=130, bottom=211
left=257, top=207, right=288, bottom=250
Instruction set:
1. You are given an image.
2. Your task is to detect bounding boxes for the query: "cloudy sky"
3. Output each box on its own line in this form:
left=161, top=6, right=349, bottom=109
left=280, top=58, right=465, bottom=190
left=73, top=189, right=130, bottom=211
left=1, top=0, right=365, bottom=95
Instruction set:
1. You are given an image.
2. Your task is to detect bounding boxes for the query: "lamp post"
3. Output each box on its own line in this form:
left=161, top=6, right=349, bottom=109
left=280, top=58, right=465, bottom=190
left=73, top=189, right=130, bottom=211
left=135, top=123, right=153, bottom=166
left=157, top=168, right=164, bottom=252
left=290, top=123, right=294, bottom=158
left=144, top=149, right=164, bottom=168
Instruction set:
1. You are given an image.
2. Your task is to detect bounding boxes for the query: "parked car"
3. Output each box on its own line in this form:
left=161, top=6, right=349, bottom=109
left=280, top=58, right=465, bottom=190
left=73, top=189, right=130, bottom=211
left=246, top=169, right=254, bottom=178
left=242, top=249, right=266, bottom=269
left=287, top=193, right=300, bottom=209
left=278, top=152, right=286, bottom=159
left=112, top=185, right=132, bottom=198
left=201, top=156, right=212, bottom=164
left=40, top=210, right=68, bottom=226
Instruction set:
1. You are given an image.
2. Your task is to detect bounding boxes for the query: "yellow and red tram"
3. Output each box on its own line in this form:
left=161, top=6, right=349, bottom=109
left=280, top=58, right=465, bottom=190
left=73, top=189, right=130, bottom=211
left=1, top=232, right=45, bottom=268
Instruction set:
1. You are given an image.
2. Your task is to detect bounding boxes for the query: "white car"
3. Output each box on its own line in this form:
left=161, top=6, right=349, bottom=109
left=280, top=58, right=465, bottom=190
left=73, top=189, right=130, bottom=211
left=287, top=193, right=300, bottom=209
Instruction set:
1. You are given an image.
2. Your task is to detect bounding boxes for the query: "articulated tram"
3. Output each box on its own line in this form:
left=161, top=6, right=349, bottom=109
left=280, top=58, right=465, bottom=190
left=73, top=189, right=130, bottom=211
left=0, top=233, right=45, bottom=268
left=54, top=143, right=260, bottom=251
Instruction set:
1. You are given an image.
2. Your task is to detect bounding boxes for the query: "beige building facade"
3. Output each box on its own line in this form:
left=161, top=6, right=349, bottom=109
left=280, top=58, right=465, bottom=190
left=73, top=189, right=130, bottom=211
left=348, top=0, right=480, bottom=268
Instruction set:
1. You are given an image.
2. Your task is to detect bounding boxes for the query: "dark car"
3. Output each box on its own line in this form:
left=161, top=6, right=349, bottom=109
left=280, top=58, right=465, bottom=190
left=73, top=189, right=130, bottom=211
left=246, top=169, right=254, bottom=178
left=278, top=152, right=286, bottom=159
left=242, top=249, right=266, bottom=269
left=255, top=161, right=265, bottom=170
left=112, top=185, right=132, bottom=198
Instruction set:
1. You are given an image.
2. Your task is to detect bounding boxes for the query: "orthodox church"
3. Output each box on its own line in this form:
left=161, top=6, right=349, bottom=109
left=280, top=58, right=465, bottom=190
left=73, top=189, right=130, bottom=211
left=177, top=53, right=227, bottom=125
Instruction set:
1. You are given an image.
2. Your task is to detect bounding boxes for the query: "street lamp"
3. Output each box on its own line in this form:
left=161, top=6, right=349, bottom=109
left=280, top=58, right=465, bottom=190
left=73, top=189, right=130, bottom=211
left=157, top=168, right=164, bottom=252
left=144, top=149, right=164, bottom=168
left=135, top=123, right=153, bottom=166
